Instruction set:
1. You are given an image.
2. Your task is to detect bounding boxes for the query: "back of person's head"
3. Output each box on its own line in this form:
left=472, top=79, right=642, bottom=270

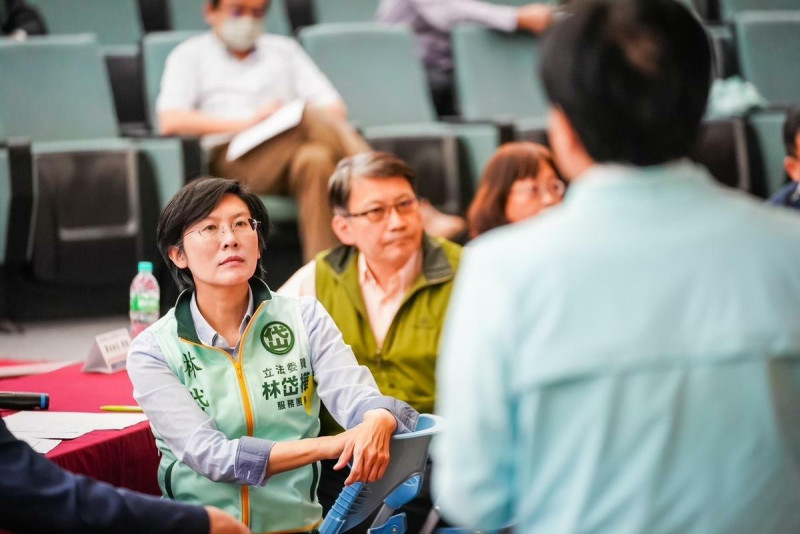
left=157, top=177, right=270, bottom=290
left=467, top=142, right=562, bottom=238
left=783, top=106, right=800, bottom=156
left=328, top=151, right=417, bottom=214
left=540, top=0, right=712, bottom=166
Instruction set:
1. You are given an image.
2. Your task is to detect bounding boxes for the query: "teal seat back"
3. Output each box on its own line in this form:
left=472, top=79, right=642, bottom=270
left=314, top=0, right=379, bottom=23
left=720, top=0, right=799, bottom=22
left=736, top=11, right=800, bottom=107
left=169, top=0, right=292, bottom=36
left=748, top=110, right=788, bottom=197
left=452, top=25, right=548, bottom=122
left=0, top=35, right=118, bottom=141
left=299, top=23, right=436, bottom=127
left=142, top=31, right=202, bottom=129
left=28, top=0, right=142, bottom=46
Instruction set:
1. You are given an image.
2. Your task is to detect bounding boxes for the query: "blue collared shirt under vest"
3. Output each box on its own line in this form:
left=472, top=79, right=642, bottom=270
left=434, top=160, right=800, bottom=533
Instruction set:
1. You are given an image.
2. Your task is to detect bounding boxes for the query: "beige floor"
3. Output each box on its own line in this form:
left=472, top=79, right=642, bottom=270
left=0, top=316, right=128, bottom=362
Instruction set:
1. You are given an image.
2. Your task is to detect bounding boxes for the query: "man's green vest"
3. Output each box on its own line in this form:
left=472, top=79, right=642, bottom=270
left=149, top=279, right=323, bottom=534
left=315, top=235, right=461, bottom=434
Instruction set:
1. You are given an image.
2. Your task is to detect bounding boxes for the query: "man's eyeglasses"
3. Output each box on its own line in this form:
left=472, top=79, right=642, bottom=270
left=344, top=198, right=420, bottom=223
left=185, top=218, right=261, bottom=240
left=222, top=5, right=267, bottom=18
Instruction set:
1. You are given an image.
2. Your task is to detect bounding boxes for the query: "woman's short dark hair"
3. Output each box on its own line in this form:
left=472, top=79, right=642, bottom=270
left=157, top=177, right=270, bottom=290
left=328, top=152, right=416, bottom=214
left=540, top=0, right=712, bottom=166
left=467, top=142, right=563, bottom=238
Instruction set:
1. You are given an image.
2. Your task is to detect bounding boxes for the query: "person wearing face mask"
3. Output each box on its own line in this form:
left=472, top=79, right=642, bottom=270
left=157, top=0, right=370, bottom=262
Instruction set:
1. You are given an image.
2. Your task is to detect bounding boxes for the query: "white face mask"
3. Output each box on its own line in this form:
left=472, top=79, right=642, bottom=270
left=218, top=16, right=262, bottom=52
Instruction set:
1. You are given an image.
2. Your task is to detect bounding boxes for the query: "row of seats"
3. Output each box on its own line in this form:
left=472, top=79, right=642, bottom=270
left=24, top=0, right=800, bottom=46
left=1, top=10, right=795, bottom=323
left=19, top=1, right=800, bottom=125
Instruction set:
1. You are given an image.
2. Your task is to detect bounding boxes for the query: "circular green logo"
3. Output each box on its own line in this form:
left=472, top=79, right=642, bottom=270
left=260, top=321, right=295, bottom=355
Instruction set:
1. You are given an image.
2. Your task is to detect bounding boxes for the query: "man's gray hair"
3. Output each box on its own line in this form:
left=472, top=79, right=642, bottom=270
left=328, top=152, right=417, bottom=214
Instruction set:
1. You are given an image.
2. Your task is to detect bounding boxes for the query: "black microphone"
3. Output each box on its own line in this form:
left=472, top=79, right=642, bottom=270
left=0, top=392, right=50, bottom=410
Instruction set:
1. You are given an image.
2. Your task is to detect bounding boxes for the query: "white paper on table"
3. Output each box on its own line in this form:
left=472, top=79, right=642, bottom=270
left=4, top=411, right=148, bottom=440
left=11, top=429, right=84, bottom=440
left=16, top=435, right=62, bottom=454
left=0, top=360, right=78, bottom=378
left=226, top=99, right=306, bottom=161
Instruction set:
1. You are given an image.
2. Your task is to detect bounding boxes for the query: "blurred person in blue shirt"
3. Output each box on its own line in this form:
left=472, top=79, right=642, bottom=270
left=768, top=105, right=800, bottom=210
left=433, top=0, right=800, bottom=532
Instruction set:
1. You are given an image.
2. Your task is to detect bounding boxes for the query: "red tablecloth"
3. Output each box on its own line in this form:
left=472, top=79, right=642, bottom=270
left=0, top=362, right=160, bottom=495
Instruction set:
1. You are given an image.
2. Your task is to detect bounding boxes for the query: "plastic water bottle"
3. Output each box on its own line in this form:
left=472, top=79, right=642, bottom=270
left=130, top=261, right=160, bottom=339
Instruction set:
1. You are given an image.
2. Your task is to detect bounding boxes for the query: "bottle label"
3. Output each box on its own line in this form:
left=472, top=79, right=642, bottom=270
left=131, top=294, right=160, bottom=313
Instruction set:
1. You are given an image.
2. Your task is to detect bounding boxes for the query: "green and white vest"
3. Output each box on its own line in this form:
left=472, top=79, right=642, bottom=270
left=149, top=279, right=322, bottom=534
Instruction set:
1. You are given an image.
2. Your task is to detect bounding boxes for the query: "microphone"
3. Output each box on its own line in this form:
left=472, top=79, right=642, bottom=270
left=0, top=392, right=50, bottom=410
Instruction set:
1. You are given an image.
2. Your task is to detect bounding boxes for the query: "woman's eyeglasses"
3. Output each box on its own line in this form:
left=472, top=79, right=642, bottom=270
left=510, top=179, right=566, bottom=200
left=185, top=218, right=260, bottom=240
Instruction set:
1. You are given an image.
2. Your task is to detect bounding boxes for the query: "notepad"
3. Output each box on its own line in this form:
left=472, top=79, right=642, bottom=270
left=226, top=99, right=306, bottom=161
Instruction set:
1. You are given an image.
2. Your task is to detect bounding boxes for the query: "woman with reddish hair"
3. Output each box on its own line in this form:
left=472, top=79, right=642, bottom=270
left=467, top=142, right=566, bottom=238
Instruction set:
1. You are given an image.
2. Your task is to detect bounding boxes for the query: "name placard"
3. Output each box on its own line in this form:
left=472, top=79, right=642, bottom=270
left=82, top=328, right=131, bottom=374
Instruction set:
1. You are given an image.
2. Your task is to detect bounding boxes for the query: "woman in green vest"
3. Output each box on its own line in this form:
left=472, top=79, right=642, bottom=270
left=128, top=177, right=418, bottom=534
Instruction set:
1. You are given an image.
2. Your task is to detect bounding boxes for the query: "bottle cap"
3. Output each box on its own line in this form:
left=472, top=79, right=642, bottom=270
left=138, top=261, right=154, bottom=273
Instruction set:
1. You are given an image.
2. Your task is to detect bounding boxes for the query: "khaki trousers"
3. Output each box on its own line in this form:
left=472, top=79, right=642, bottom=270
left=210, top=107, right=369, bottom=261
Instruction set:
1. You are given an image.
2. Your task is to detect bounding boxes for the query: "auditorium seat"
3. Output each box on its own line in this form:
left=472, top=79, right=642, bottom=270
left=29, top=0, right=142, bottom=47
left=690, top=118, right=751, bottom=192
left=0, top=146, right=9, bottom=287
left=27, top=0, right=149, bottom=135
left=0, top=141, right=28, bottom=326
left=735, top=11, right=800, bottom=107
left=167, top=0, right=292, bottom=36
left=314, top=0, right=379, bottom=24
left=747, top=110, right=788, bottom=198
left=0, top=35, right=186, bottom=320
left=719, top=0, right=799, bottom=22
left=707, top=24, right=739, bottom=78
left=451, top=25, right=548, bottom=138
left=300, top=23, right=500, bottom=211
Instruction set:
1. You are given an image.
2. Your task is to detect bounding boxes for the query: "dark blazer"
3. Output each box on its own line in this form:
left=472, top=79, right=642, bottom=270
left=0, top=415, right=209, bottom=534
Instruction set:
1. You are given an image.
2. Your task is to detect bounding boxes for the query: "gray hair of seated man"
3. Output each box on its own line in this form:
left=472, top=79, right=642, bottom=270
left=328, top=152, right=417, bottom=215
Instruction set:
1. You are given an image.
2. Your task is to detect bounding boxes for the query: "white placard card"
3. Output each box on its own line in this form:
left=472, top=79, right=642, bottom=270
left=82, top=328, right=131, bottom=374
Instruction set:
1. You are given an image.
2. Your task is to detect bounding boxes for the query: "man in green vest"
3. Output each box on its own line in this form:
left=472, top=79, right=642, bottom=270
left=279, top=151, right=461, bottom=532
